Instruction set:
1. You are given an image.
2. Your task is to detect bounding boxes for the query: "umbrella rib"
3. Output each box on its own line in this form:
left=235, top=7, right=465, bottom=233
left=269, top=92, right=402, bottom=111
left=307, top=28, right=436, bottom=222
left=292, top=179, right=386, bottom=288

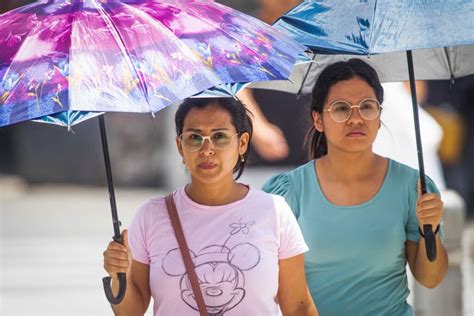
left=67, top=0, right=82, bottom=129
left=91, top=0, right=152, bottom=113
left=296, top=53, right=317, bottom=98
left=368, top=0, right=377, bottom=55
left=443, top=47, right=454, bottom=83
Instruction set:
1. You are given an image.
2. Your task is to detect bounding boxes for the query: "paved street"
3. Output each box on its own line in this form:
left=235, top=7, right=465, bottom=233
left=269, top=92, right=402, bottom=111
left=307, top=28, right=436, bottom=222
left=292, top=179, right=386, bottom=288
left=0, top=170, right=473, bottom=315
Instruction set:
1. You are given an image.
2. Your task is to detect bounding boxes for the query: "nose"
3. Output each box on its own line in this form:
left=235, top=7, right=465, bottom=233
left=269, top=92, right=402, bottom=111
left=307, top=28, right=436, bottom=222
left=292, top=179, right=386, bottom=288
left=347, top=105, right=363, bottom=125
left=199, top=138, right=214, bottom=155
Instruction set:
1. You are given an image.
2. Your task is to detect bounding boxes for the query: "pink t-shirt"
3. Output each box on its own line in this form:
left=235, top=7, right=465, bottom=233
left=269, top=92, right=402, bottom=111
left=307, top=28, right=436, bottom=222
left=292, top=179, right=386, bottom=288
left=129, top=185, right=308, bottom=316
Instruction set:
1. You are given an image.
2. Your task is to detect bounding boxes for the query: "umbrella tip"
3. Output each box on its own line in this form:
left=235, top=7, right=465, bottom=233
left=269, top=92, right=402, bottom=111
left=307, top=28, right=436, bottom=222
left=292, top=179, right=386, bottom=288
left=449, top=75, right=455, bottom=90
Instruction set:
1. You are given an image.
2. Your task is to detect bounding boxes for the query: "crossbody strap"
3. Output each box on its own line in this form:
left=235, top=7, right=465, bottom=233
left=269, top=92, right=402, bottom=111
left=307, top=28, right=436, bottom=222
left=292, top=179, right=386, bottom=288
left=165, top=194, right=208, bottom=316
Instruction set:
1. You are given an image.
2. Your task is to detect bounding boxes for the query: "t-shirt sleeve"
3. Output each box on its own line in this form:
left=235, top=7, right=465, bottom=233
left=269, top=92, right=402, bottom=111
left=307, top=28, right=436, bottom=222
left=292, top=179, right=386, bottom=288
left=262, top=173, right=300, bottom=218
left=274, top=195, right=308, bottom=260
left=406, top=175, right=443, bottom=242
left=128, top=202, right=152, bottom=265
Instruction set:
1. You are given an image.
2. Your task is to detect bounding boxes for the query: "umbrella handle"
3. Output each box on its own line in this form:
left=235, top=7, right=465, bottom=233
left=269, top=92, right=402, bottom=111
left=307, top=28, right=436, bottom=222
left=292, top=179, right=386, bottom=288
left=102, top=235, right=127, bottom=305
left=406, top=50, right=437, bottom=262
left=423, top=224, right=437, bottom=261
left=98, top=115, right=127, bottom=303
left=103, top=273, right=127, bottom=305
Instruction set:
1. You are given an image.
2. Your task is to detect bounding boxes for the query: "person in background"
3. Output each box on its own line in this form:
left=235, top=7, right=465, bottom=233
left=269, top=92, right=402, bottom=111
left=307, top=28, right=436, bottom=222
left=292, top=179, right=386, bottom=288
left=255, top=0, right=302, bottom=24
left=263, top=59, right=448, bottom=315
left=235, top=1, right=302, bottom=162
left=103, top=97, right=318, bottom=315
left=373, top=81, right=446, bottom=190
left=237, top=88, right=290, bottom=161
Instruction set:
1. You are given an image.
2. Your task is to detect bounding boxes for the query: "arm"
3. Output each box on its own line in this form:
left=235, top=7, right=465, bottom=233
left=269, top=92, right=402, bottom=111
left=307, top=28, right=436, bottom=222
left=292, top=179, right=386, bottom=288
left=236, top=88, right=289, bottom=161
left=104, top=230, right=151, bottom=315
left=406, top=192, right=448, bottom=288
left=278, top=254, right=318, bottom=316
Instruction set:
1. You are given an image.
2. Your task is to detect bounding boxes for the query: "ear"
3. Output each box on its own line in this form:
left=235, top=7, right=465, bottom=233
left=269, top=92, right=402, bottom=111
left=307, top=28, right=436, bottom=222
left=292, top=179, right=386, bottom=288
left=176, top=136, right=184, bottom=157
left=312, top=111, right=324, bottom=132
left=238, top=132, right=250, bottom=156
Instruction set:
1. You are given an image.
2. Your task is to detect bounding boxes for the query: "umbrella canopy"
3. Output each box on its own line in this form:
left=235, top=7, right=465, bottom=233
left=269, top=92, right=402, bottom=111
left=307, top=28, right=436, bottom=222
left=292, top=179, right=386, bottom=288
left=0, top=0, right=306, bottom=127
left=251, top=0, right=474, bottom=94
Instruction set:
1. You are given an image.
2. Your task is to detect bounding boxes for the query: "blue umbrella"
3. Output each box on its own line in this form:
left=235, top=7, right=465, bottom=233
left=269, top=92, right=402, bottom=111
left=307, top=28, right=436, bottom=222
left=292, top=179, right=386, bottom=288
left=252, top=0, right=474, bottom=261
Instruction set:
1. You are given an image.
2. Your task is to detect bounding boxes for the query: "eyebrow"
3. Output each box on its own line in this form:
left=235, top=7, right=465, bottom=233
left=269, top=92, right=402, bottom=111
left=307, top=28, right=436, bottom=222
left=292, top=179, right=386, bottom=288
left=329, top=97, right=377, bottom=104
left=183, top=127, right=231, bottom=132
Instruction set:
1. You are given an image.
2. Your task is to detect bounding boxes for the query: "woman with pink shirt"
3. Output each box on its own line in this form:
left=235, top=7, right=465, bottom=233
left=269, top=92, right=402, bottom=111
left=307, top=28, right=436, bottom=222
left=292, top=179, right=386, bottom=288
left=103, top=97, right=317, bottom=316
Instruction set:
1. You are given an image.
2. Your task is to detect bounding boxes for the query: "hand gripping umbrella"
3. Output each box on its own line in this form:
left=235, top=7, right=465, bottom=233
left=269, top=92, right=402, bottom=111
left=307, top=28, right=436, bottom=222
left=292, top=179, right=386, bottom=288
left=0, top=0, right=306, bottom=304
left=251, top=0, right=474, bottom=262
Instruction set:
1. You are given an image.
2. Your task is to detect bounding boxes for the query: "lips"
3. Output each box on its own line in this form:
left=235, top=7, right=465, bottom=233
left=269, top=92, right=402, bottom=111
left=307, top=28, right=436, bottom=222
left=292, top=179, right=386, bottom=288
left=346, top=130, right=366, bottom=137
left=199, top=162, right=217, bottom=169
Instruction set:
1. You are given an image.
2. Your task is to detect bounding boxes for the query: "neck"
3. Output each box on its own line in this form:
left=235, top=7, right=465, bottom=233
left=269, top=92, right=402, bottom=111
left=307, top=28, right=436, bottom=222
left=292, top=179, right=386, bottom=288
left=185, top=178, right=247, bottom=206
left=318, top=148, right=380, bottom=181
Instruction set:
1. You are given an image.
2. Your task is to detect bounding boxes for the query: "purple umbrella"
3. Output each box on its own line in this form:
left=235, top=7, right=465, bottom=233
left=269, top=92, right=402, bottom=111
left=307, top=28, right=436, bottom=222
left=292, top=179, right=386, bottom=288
left=0, top=0, right=305, bottom=126
left=0, top=0, right=306, bottom=305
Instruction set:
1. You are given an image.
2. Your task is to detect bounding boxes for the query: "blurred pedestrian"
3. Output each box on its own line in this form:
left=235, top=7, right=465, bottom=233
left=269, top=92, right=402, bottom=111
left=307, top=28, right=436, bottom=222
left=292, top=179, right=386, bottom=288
left=263, top=59, right=448, bottom=315
left=103, top=97, right=317, bottom=315
left=235, top=1, right=302, bottom=162
left=237, top=88, right=290, bottom=161
left=373, top=81, right=446, bottom=190
left=255, top=0, right=302, bottom=24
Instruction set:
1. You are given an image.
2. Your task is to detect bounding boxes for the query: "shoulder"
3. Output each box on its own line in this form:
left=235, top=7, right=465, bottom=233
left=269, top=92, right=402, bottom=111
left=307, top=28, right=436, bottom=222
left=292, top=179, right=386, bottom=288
left=246, top=188, right=292, bottom=214
left=262, top=161, right=314, bottom=195
left=131, top=193, right=171, bottom=225
left=386, top=158, right=439, bottom=194
left=247, top=187, right=288, bottom=206
left=385, top=159, right=419, bottom=191
left=389, top=159, right=419, bottom=179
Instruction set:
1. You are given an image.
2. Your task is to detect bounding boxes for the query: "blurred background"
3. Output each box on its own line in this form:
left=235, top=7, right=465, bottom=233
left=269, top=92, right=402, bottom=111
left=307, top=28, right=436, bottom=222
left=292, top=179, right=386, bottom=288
left=1, top=0, right=473, bottom=315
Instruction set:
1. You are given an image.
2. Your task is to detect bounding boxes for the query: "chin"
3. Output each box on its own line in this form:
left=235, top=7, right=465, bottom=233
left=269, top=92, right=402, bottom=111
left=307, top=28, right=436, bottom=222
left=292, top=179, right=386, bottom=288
left=339, top=143, right=372, bottom=154
left=193, top=170, right=234, bottom=185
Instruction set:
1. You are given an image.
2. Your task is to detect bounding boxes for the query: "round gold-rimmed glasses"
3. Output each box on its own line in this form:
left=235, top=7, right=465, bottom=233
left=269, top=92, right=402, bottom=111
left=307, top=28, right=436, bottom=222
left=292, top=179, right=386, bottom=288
left=178, top=131, right=239, bottom=152
left=323, top=98, right=382, bottom=122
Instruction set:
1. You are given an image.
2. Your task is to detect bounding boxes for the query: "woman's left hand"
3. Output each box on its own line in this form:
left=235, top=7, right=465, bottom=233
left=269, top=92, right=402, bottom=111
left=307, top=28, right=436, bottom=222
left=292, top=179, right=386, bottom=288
left=416, top=181, right=444, bottom=229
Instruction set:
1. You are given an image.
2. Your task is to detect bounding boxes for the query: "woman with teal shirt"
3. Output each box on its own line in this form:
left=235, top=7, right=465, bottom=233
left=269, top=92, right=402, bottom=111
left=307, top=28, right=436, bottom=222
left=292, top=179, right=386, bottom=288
left=263, top=59, right=448, bottom=315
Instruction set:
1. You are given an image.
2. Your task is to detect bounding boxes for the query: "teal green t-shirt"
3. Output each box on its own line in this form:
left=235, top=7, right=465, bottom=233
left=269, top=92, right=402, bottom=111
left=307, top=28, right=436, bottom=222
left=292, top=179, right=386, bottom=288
left=262, top=159, right=440, bottom=316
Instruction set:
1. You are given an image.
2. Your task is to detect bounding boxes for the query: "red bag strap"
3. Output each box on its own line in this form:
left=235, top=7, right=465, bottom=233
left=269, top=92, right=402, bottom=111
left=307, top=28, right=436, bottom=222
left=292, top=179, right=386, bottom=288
left=165, top=194, right=208, bottom=316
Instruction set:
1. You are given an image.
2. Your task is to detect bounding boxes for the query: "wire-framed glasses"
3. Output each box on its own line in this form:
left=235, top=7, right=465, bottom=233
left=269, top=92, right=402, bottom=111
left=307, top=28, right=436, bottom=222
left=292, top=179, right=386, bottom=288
left=178, top=131, right=239, bottom=152
left=323, top=98, right=382, bottom=122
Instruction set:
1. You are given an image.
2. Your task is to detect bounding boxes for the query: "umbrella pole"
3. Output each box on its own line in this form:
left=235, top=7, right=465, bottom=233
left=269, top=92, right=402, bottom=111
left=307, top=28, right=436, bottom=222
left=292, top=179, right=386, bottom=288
left=406, top=50, right=437, bottom=262
left=98, top=115, right=127, bottom=304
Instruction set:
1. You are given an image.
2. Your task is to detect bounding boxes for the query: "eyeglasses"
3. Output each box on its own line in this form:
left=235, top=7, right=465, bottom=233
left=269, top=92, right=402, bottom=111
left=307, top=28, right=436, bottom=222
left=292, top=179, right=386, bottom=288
left=323, top=98, right=382, bottom=122
left=178, top=131, right=239, bottom=152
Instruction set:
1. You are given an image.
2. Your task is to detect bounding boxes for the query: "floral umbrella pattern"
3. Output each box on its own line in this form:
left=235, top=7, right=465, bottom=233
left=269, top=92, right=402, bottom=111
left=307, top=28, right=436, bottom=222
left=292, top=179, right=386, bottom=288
left=0, top=0, right=306, bottom=126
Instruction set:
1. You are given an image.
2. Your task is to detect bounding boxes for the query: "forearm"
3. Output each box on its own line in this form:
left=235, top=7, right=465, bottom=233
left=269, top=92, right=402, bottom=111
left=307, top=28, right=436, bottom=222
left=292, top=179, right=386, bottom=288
left=110, top=277, right=147, bottom=316
left=413, top=234, right=448, bottom=288
left=236, top=88, right=268, bottom=125
left=278, top=255, right=318, bottom=316
left=282, top=300, right=318, bottom=316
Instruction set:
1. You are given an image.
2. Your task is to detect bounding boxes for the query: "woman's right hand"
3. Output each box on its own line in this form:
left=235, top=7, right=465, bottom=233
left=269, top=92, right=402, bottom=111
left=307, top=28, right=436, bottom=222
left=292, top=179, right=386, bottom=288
left=103, top=229, right=132, bottom=280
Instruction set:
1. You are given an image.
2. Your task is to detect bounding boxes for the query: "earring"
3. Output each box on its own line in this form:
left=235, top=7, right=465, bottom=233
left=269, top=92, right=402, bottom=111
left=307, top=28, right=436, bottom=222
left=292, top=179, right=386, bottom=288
left=240, top=155, right=245, bottom=162
left=182, top=159, right=185, bottom=164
